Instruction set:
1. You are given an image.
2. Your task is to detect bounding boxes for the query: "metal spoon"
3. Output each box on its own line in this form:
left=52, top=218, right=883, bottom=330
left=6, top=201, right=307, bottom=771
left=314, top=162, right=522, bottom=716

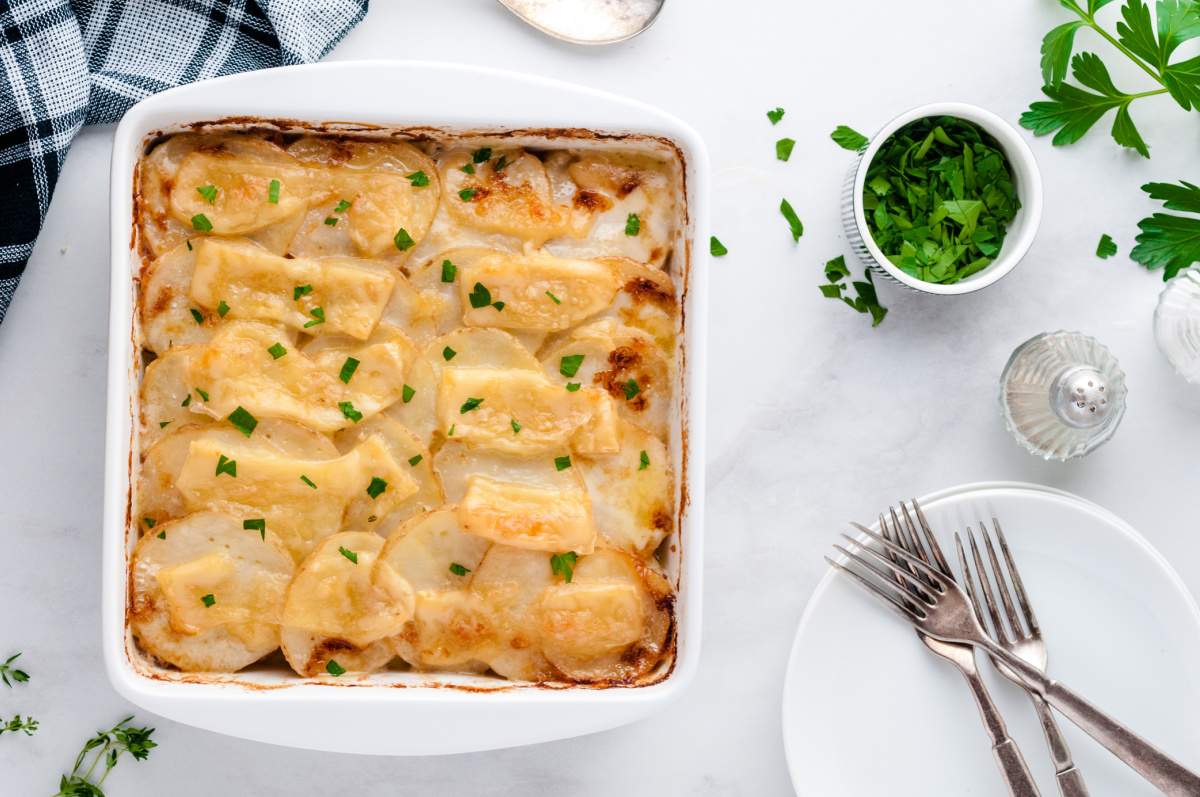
left=497, top=0, right=665, bottom=45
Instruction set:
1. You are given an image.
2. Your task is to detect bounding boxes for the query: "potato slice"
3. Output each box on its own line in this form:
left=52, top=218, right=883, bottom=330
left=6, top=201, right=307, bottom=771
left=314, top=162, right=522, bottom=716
left=140, top=240, right=213, bottom=355
left=334, top=415, right=444, bottom=535
left=537, top=549, right=673, bottom=683
left=189, top=321, right=411, bottom=432
left=439, top=148, right=569, bottom=246
left=130, top=511, right=294, bottom=672
left=543, top=151, right=677, bottom=269
left=595, top=257, right=677, bottom=355
left=281, top=532, right=413, bottom=676
left=458, top=475, right=597, bottom=554
left=137, top=420, right=336, bottom=529
left=378, top=508, right=492, bottom=592
left=432, top=439, right=586, bottom=503
left=539, top=319, right=671, bottom=440
left=190, top=238, right=395, bottom=339
left=175, top=433, right=417, bottom=562
left=286, top=138, right=439, bottom=261
left=577, top=419, right=673, bottom=557
left=469, top=545, right=557, bottom=680
left=140, top=346, right=210, bottom=449
left=302, top=323, right=418, bottom=418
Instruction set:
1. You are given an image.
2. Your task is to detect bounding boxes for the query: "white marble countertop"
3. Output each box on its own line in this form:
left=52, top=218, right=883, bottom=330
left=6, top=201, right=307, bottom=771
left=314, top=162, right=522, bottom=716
left=3, top=1, right=1198, bottom=794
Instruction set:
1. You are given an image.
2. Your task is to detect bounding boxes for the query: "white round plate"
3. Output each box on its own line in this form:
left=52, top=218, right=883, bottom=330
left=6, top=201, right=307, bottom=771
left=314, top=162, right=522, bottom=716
left=782, top=482, right=1200, bottom=796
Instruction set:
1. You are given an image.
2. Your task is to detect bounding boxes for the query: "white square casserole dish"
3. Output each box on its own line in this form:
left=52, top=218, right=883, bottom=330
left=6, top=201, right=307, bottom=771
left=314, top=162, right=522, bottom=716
left=103, top=61, right=708, bottom=755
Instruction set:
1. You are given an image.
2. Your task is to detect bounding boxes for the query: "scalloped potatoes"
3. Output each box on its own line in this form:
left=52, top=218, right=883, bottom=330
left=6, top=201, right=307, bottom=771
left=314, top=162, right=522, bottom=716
left=132, top=130, right=682, bottom=686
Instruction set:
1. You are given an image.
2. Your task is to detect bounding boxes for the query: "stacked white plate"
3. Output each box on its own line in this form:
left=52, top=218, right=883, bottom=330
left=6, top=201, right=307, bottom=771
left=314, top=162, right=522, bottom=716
left=782, top=482, right=1200, bottom=796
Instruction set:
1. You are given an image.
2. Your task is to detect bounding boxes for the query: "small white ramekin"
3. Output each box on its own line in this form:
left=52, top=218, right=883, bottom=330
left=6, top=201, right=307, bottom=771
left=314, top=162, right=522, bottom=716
left=840, top=102, right=1043, bottom=295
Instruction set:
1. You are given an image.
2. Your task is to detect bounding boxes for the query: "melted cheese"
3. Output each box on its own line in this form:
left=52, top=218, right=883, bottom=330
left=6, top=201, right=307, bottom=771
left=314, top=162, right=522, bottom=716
left=190, top=321, right=409, bottom=432
left=459, top=251, right=619, bottom=331
left=537, top=581, right=644, bottom=658
left=175, top=434, right=417, bottom=560
left=441, top=148, right=569, bottom=245
left=170, top=151, right=310, bottom=235
left=457, top=474, right=597, bottom=553
left=190, top=238, right=394, bottom=339
left=157, top=551, right=288, bottom=633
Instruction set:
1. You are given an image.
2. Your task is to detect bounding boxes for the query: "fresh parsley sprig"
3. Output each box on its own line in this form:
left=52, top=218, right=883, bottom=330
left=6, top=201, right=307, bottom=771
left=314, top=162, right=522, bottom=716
left=818, top=256, right=889, bottom=327
left=1131, top=179, right=1200, bottom=278
left=0, top=651, right=29, bottom=687
left=55, top=716, right=157, bottom=797
left=1021, top=0, right=1200, bottom=158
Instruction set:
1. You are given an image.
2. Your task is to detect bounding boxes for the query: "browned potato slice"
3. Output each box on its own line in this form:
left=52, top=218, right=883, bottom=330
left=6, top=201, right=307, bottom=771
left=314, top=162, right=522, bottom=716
left=431, top=440, right=586, bottom=503
left=130, top=511, right=294, bottom=672
left=537, top=549, right=672, bottom=683
left=286, top=138, right=439, bottom=261
left=594, top=257, right=677, bottom=355
left=136, top=420, right=337, bottom=531
left=334, top=415, right=444, bottom=536
left=577, top=419, right=673, bottom=557
left=439, top=148, right=569, bottom=246
left=140, top=240, right=213, bottom=355
left=140, top=345, right=211, bottom=449
left=281, top=532, right=413, bottom=676
left=539, top=319, right=671, bottom=440
left=543, top=151, right=677, bottom=269
left=469, top=545, right=558, bottom=680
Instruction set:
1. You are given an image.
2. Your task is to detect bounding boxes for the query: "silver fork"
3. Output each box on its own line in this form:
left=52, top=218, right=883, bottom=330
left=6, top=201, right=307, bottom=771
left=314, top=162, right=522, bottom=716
left=827, top=525, right=1200, bottom=797
left=847, top=503, right=1040, bottom=797
left=956, top=520, right=1089, bottom=797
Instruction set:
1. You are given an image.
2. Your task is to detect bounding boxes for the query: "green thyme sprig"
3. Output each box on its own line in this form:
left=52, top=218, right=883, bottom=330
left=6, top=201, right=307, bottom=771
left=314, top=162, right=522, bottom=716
left=55, top=716, right=157, bottom=797
left=0, top=715, right=38, bottom=737
left=0, top=651, right=29, bottom=687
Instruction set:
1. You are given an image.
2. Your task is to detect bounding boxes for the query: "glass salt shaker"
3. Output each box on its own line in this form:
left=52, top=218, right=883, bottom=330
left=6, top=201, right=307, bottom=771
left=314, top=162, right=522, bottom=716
left=999, top=331, right=1128, bottom=461
left=1153, top=266, right=1200, bottom=384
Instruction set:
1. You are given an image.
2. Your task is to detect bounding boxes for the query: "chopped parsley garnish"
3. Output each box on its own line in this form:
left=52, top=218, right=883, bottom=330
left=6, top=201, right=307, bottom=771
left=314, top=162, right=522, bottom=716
left=268, top=342, right=287, bottom=359
left=710, top=236, right=728, bottom=257
left=511, top=418, right=521, bottom=434
left=143, top=517, right=156, bottom=528
left=191, top=214, right=213, bottom=232
left=639, top=450, right=650, bottom=470
left=402, top=384, right=415, bottom=403
left=217, top=300, right=230, bottom=318
left=196, top=184, right=218, bottom=204
left=767, top=107, right=785, bottom=125
left=243, top=518, right=266, bottom=540
left=338, top=546, right=358, bottom=564
left=625, top=213, right=641, bottom=236
left=323, top=216, right=340, bottom=227
left=366, top=476, right=388, bottom=499
left=325, top=659, right=346, bottom=676
left=492, top=301, right=505, bottom=311
left=776, top=138, right=796, bottom=162
left=449, top=563, right=470, bottom=576
left=189, top=308, right=204, bottom=325
left=819, top=256, right=888, bottom=327
left=159, top=421, right=171, bottom=428
left=493, top=154, right=509, bottom=171
left=156, top=531, right=165, bottom=539
left=338, top=401, right=363, bottom=423
left=442, top=346, right=457, bottom=361
left=408, top=454, right=423, bottom=467
left=1096, top=233, right=1118, bottom=259
left=215, top=454, right=237, bottom=478
left=268, top=179, right=280, bottom=204
left=407, top=170, right=430, bottom=187
left=333, top=199, right=352, bottom=214
left=303, top=307, right=325, bottom=328
left=623, top=379, right=641, bottom=400
left=565, top=382, right=581, bottom=392
left=559, top=354, right=584, bottom=377
left=194, top=387, right=209, bottom=402
left=545, top=290, right=561, bottom=304
left=780, top=198, right=803, bottom=242
left=468, top=282, right=492, bottom=308
left=181, top=394, right=192, bottom=408
left=554, top=455, right=572, bottom=471
left=186, top=240, right=193, bottom=251
left=300, top=474, right=317, bottom=489
left=227, top=406, right=258, bottom=437
left=339, top=357, right=360, bottom=384
left=441, top=259, right=457, bottom=282
left=472, top=147, right=493, bottom=164
left=458, top=188, right=478, bottom=201
left=293, top=284, right=313, bottom=300
left=460, top=163, right=475, bottom=175
left=447, top=424, right=456, bottom=436
left=394, top=227, right=415, bottom=250
left=201, top=594, right=215, bottom=607
left=460, top=397, right=485, bottom=413
left=830, top=125, right=869, bottom=151
left=550, top=551, right=578, bottom=582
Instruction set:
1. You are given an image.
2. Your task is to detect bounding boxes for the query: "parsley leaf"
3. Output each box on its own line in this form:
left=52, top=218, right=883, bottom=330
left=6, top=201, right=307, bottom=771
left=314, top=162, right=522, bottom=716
left=303, top=307, right=325, bottom=328
left=334, top=199, right=352, bottom=213
left=243, top=518, right=266, bottom=540
left=511, top=418, right=522, bottom=433
left=443, top=346, right=457, bottom=361
left=459, top=188, right=478, bottom=201
left=565, top=382, right=581, bottom=392
left=196, top=184, right=218, bottom=204
left=559, top=354, right=585, bottom=377
left=300, top=474, right=317, bottom=489
left=830, top=125, right=869, bottom=151
left=1131, top=179, right=1200, bottom=279
left=1097, top=233, right=1119, bottom=258
left=191, top=213, right=213, bottom=232
left=468, top=282, right=492, bottom=308
left=402, top=384, right=415, bottom=403
left=217, top=300, right=230, bottom=318
left=325, top=659, right=346, bottom=676
left=0, top=652, right=29, bottom=688
left=460, top=396, right=485, bottom=413
left=441, top=259, right=457, bottom=282
left=338, top=401, right=363, bottom=423
left=780, top=198, right=803, bottom=241
left=776, top=138, right=796, bottom=161
left=366, top=477, right=388, bottom=499
left=766, top=107, right=785, bottom=125
left=268, top=179, right=280, bottom=204
left=639, top=450, right=650, bottom=470
left=394, top=227, right=415, bottom=251
left=408, top=454, right=423, bottom=466
left=227, top=406, right=258, bottom=437
left=449, top=563, right=470, bottom=576
left=268, top=342, right=287, bottom=359
left=339, top=546, right=358, bottom=565
left=554, top=455, right=572, bottom=471
left=1041, top=20, right=1086, bottom=86
left=293, top=284, right=313, bottom=300
left=710, top=236, right=728, bottom=257
left=623, top=379, right=641, bottom=400
left=545, top=290, right=562, bottom=304
left=339, top=357, right=360, bottom=384
left=625, top=213, right=641, bottom=236
left=407, top=170, right=430, bottom=187
left=472, top=147, right=493, bottom=163
left=550, top=551, right=578, bottom=582
left=215, top=454, right=237, bottom=478
left=189, top=307, right=204, bottom=325
left=201, top=593, right=216, bottom=607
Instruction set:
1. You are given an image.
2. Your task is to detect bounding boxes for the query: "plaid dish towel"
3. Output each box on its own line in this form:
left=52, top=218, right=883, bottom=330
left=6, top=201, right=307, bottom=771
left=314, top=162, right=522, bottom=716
left=0, top=0, right=368, bottom=325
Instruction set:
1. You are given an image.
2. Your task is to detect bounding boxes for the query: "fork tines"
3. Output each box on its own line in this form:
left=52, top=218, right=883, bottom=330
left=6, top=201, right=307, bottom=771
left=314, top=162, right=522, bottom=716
left=955, top=519, right=1040, bottom=645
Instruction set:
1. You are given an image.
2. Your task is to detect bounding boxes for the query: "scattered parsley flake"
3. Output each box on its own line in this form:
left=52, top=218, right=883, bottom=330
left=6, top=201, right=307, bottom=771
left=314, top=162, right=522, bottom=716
left=217, top=300, right=230, bottom=318
left=196, top=185, right=218, bottom=204
left=394, top=227, right=415, bottom=251
left=559, top=354, right=584, bottom=377
left=545, top=290, right=562, bottom=304
left=472, top=147, right=493, bottom=163
left=243, top=518, right=266, bottom=540
left=511, top=418, right=521, bottom=434
left=767, top=107, right=785, bottom=125
left=468, top=282, right=492, bottom=308
left=143, top=517, right=156, bottom=529
left=333, top=199, right=352, bottom=214
left=493, top=154, right=509, bottom=171
left=300, top=474, right=317, bottom=489
left=550, top=551, right=578, bottom=582
left=215, top=454, right=237, bottom=478
left=402, top=384, right=415, bottom=403
left=407, top=170, right=430, bottom=187
left=268, top=179, right=280, bottom=204
left=156, top=531, right=165, bottom=540
left=366, top=477, right=388, bottom=499
left=408, top=454, right=423, bottom=467
left=303, top=307, right=325, bottom=328
left=323, top=216, right=338, bottom=226
left=460, top=396, right=485, bottom=414
left=830, top=125, right=869, bottom=151
left=554, top=455, right=572, bottom=471
left=1096, top=233, right=1118, bottom=259
left=339, top=357, right=360, bottom=384
left=268, top=342, right=287, bottom=359
left=159, top=420, right=171, bottom=428
left=460, top=163, right=475, bottom=175
left=639, top=450, right=650, bottom=470
left=625, top=213, right=641, bottom=236
left=441, top=259, right=457, bottom=282
left=227, top=406, right=258, bottom=437
left=189, top=307, right=204, bottom=325
left=780, top=198, right=803, bottom=241
left=338, top=401, right=363, bottom=423
left=565, top=382, right=581, bottom=392
left=458, top=188, right=478, bottom=201
left=443, top=346, right=457, bottom=361
left=191, top=213, right=213, bottom=232
left=194, top=387, right=209, bottom=402
left=623, top=379, right=641, bottom=400
left=449, top=563, right=470, bottom=576
left=776, top=138, right=796, bottom=161
left=710, top=236, right=728, bottom=257
left=201, top=593, right=215, bottom=607
left=447, top=424, right=456, bottom=437
left=339, top=546, right=358, bottom=565
left=293, top=284, right=313, bottom=300
left=326, top=659, right=346, bottom=676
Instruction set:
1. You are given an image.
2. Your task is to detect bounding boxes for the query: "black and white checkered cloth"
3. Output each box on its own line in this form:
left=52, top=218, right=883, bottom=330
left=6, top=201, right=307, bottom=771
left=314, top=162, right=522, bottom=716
left=0, top=0, right=368, bottom=325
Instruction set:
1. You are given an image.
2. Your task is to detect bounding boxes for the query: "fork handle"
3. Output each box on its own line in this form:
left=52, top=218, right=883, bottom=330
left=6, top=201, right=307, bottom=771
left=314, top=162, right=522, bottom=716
left=959, top=668, right=1042, bottom=796
left=1028, top=694, right=1090, bottom=797
left=984, top=641, right=1200, bottom=796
